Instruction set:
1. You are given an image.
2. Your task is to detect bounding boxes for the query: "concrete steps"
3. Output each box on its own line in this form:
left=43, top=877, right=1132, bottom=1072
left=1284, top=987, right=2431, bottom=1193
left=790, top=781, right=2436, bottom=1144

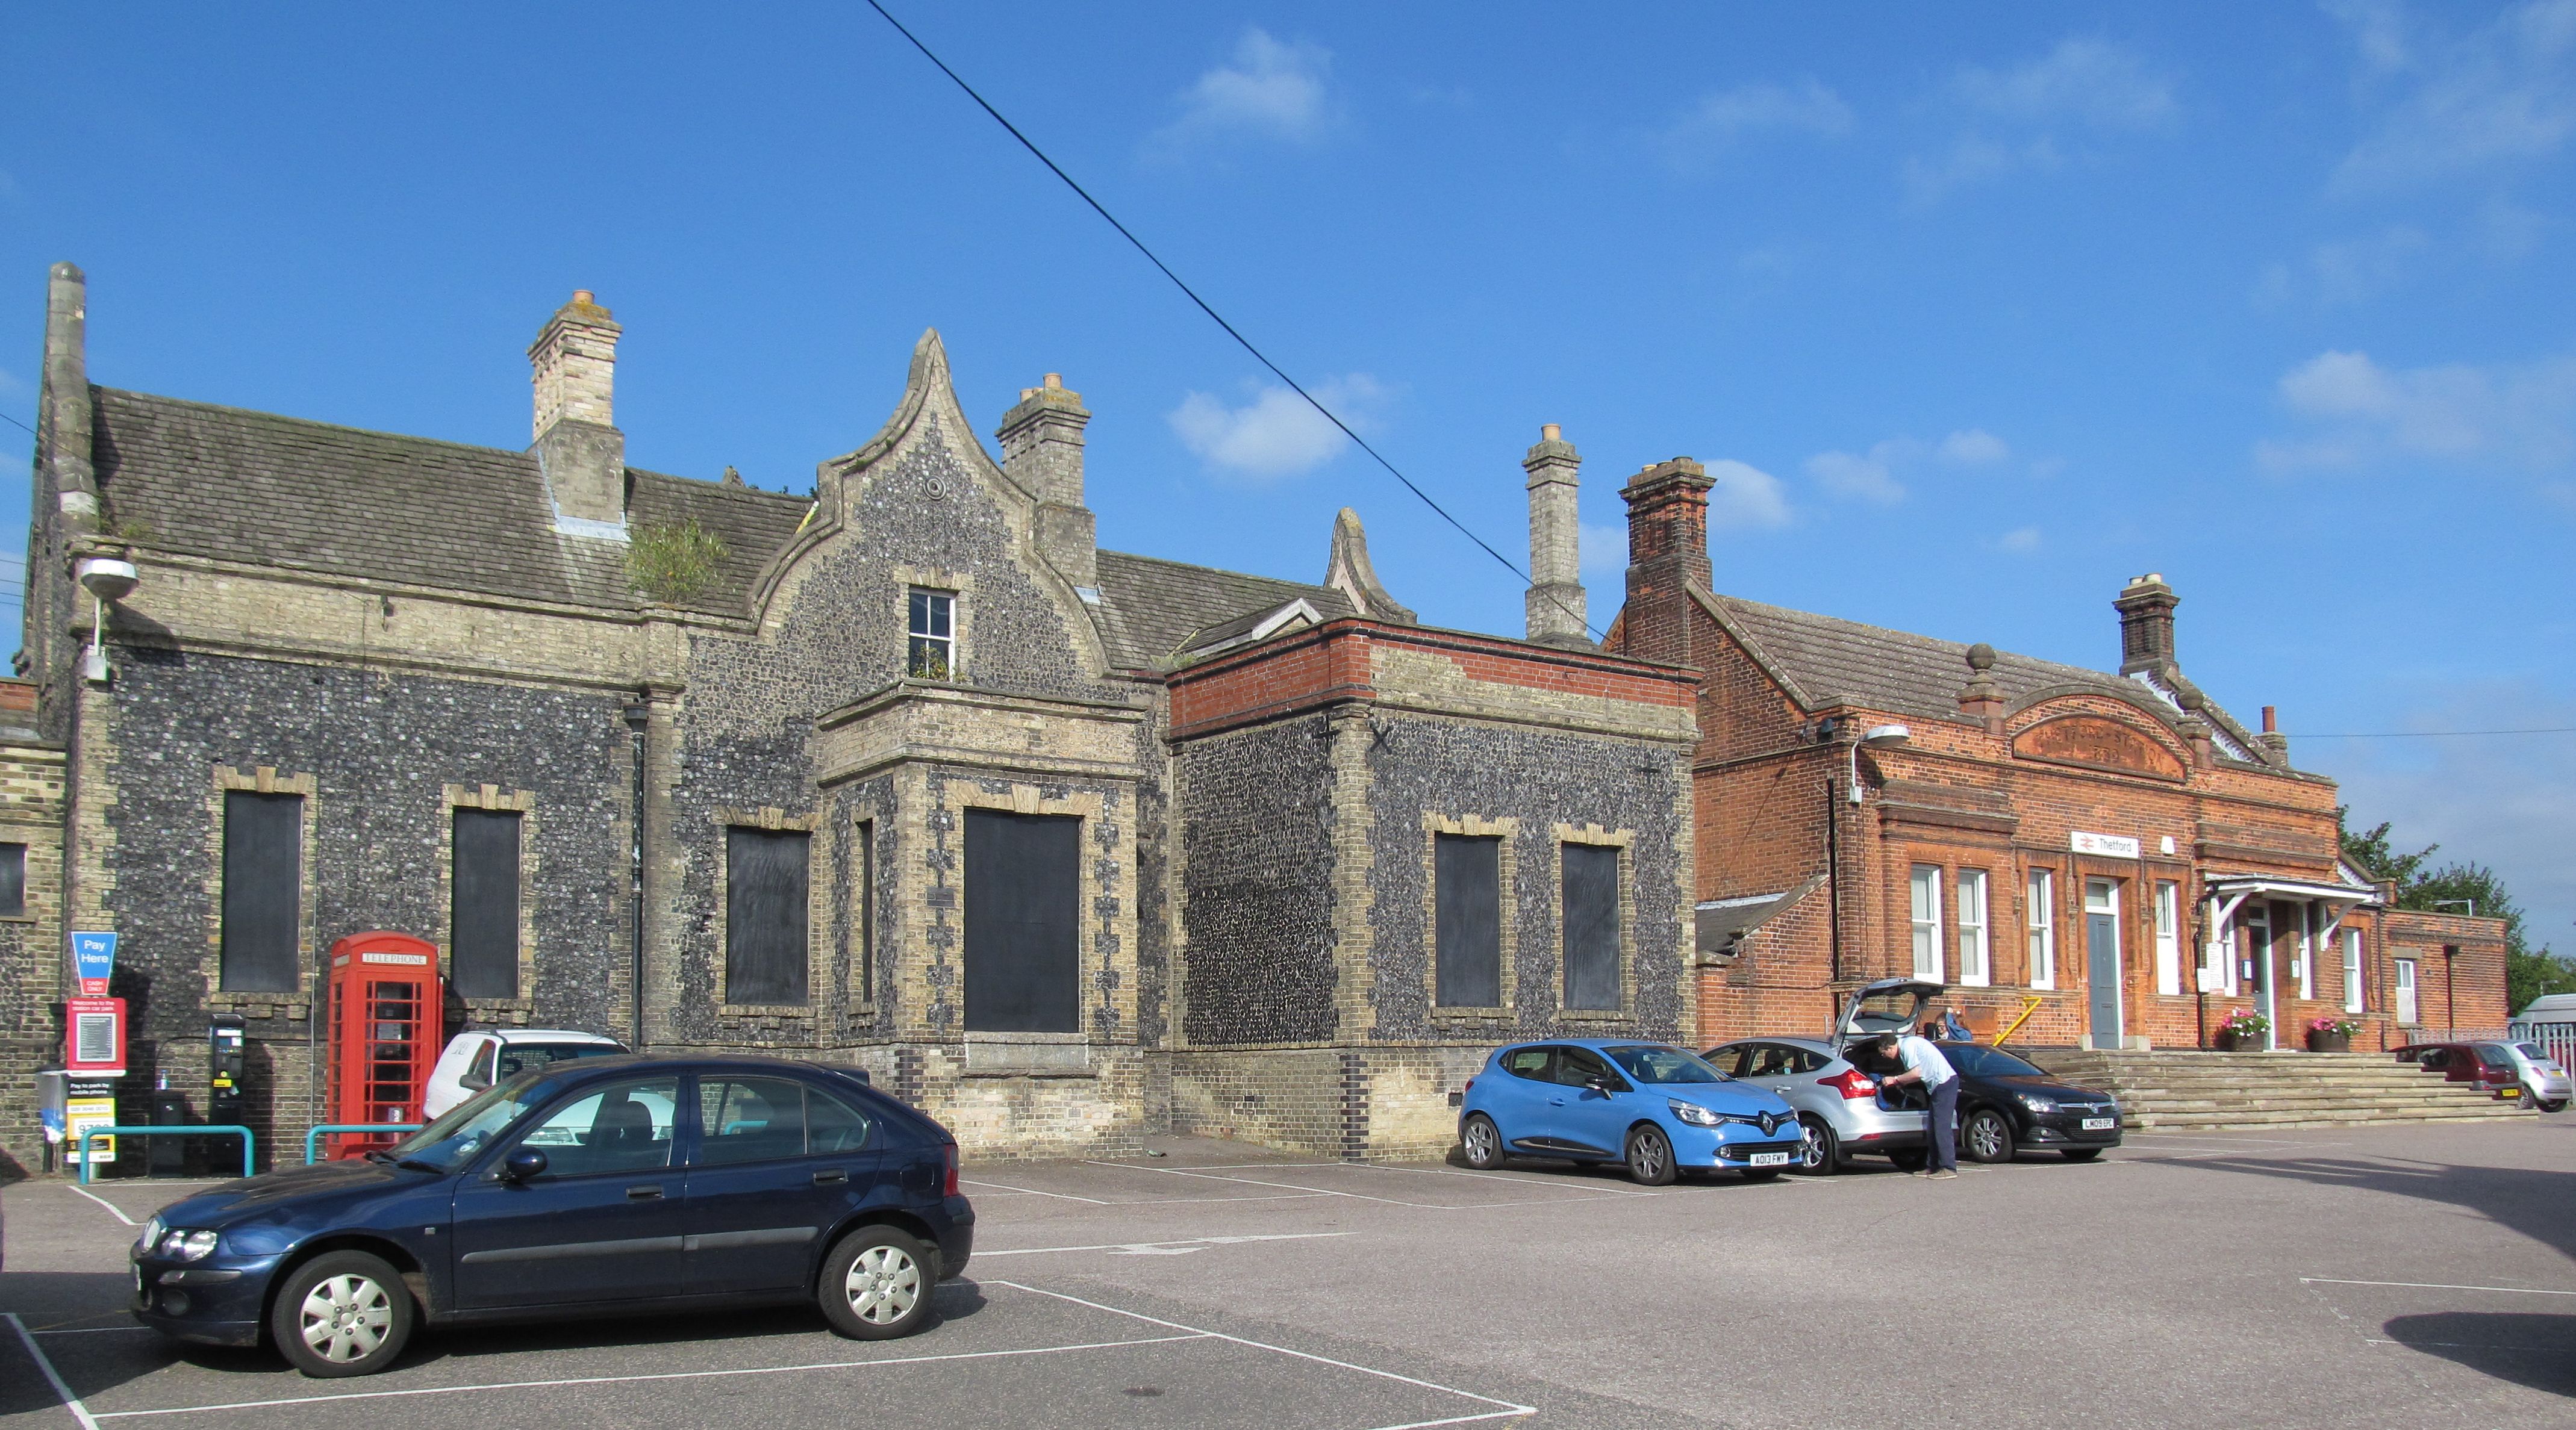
left=2013, top=1049, right=2536, bottom=1132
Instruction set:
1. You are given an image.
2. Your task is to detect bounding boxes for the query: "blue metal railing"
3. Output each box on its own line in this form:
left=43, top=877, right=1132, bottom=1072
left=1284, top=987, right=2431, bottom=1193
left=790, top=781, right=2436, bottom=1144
left=76, top=1126, right=254, bottom=1186
left=304, top=1124, right=425, bottom=1164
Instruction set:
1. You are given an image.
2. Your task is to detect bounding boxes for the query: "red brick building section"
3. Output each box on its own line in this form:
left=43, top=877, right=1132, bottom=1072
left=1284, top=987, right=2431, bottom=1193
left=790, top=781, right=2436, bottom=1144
left=1603, top=460, right=2509, bottom=1052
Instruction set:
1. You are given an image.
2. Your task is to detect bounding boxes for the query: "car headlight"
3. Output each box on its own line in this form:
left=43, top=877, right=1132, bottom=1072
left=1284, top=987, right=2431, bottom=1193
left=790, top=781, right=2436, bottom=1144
left=136, top=1216, right=164, bottom=1256
left=1668, top=1099, right=1724, bottom=1127
left=158, top=1229, right=219, bottom=1262
left=2017, top=1095, right=2056, bottom=1114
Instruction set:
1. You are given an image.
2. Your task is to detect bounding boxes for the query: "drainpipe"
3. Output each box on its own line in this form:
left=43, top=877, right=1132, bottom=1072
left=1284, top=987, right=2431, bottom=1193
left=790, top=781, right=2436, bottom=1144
left=623, top=701, right=650, bottom=1050
left=1824, top=774, right=1841, bottom=984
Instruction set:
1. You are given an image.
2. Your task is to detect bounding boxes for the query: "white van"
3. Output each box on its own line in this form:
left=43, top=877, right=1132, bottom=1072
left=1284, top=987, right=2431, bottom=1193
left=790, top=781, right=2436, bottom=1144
left=422, top=1028, right=628, bottom=1118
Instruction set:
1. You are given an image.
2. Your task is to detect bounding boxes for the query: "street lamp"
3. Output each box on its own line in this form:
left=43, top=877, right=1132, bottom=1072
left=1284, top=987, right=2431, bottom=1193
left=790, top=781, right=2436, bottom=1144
left=74, top=556, right=139, bottom=685
left=1848, top=724, right=1910, bottom=804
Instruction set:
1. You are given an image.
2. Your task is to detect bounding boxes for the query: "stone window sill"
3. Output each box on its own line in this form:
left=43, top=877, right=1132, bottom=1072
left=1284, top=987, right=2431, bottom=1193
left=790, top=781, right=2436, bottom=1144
left=961, top=1068, right=1100, bottom=1081
left=1559, top=1007, right=1633, bottom=1022
left=719, top=1004, right=816, bottom=1018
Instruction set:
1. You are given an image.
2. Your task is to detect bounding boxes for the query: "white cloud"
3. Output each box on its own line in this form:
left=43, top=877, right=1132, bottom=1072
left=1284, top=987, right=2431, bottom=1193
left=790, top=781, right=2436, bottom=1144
left=1938, top=428, right=2011, bottom=465
left=1168, top=374, right=1386, bottom=480
left=2325, top=0, right=2415, bottom=75
left=2333, top=0, right=2576, bottom=191
left=1706, top=458, right=1794, bottom=529
left=1807, top=446, right=1907, bottom=503
left=2257, top=346, right=2576, bottom=474
left=1954, top=38, right=2178, bottom=131
left=0, top=366, right=22, bottom=394
left=1806, top=431, right=2010, bottom=500
left=1153, top=30, right=1335, bottom=150
left=1655, top=79, right=1853, bottom=167
left=1993, top=526, right=2042, bottom=553
left=2257, top=225, right=2431, bottom=306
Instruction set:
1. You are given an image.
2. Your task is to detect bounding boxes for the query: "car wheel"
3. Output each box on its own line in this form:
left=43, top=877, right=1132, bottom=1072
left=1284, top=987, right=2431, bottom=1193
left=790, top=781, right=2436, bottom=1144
left=269, top=1251, right=414, bottom=1378
left=1886, top=1148, right=1929, bottom=1173
left=2545, top=1100, right=2570, bottom=1113
left=818, top=1226, right=935, bottom=1340
left=1794, top=1115, right=1841, bottom=1176
left=1460, top=1113, right=1505, bottom=1170
left=1739, top=1167, right=1782, bottom=1183
left=1624, top=1125, right=1677, bottom=1186
left=2060, top=1148, right=2103, bottom=1162
left=1963, top=1108, right=2016, bottom=1164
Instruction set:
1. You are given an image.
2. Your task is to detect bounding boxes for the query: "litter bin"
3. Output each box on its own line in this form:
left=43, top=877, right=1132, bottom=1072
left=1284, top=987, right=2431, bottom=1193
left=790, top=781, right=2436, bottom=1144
left=148, top=1087, right=193, bottom=1175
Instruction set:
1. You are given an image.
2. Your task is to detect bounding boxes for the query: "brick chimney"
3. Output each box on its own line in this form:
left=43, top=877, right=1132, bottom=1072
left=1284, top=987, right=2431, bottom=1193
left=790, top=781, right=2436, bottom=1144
left=528, top=290, right=628, bottom=535
left=996, top=373, right=1095, bottom=589
left=1522, top=423, right=1589, bottom=648
left=1618, top=457, right=1714, bottom=668
left=2114, top=572, right=2178, bottom=675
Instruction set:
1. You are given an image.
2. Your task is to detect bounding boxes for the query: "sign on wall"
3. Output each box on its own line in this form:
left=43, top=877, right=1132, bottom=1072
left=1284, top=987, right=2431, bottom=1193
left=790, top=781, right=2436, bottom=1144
left=71, top=930, right=119, bottom=996
left=65, top=1081, right=119, bottom=1164
left=2070, top=831, right=2143, bottom=859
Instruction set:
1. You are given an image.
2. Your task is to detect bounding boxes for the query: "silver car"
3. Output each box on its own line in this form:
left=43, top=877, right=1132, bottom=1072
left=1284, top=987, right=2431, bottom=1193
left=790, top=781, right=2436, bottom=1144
left=1705, top=977, right=1944, bottom=1175
left=2501, top=1040, right=2572, bottom=1111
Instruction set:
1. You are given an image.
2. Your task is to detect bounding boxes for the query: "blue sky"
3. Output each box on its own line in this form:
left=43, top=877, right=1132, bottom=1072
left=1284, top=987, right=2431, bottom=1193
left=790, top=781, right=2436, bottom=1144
left=3, top=2, right=2571, bottom=958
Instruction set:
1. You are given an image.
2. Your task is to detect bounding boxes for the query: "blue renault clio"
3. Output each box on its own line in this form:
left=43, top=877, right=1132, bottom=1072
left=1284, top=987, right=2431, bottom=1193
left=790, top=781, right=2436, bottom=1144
left=129, top=1054, right=973, bottom=1377
left=1458, top=1040, right=1800, bottom=1184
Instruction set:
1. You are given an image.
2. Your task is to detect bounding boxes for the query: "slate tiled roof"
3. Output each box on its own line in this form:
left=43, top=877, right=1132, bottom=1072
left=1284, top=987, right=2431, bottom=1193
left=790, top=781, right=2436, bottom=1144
left=90, top=387, right=808, bottom=614
left=1700, top=590, right=2282, bottom=768
left=1091, top=550, right=1354, bottom=671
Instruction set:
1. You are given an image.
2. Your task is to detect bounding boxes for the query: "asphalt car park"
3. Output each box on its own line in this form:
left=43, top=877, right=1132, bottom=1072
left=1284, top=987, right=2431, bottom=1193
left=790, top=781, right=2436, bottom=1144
left=8, top=1111, right=2575, bottom=1429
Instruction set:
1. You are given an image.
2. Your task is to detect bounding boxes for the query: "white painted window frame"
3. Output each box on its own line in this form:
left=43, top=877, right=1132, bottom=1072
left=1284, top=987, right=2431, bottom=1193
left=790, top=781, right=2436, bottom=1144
left=1956, top=869, right=1991, bottom=987
left=2026, top=869, right=2055, bottom=990
left=1909, top=865, right=1943, bottom=983
left=2153, top=881, right=2181, bottom=996
left=2342, top=928, right=2365, bottom=1015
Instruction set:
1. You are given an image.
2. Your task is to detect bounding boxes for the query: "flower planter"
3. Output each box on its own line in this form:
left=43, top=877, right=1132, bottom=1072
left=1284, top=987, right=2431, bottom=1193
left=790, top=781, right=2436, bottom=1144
left=2306, top=1030, right=2352, bottom=1053
left=2215, top=1029, right=2266, bottom=1052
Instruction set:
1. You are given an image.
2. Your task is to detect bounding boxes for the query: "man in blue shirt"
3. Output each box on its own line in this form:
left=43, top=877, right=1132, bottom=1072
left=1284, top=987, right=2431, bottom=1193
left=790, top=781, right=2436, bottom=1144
left=1878, top=1028, right=1960, bottom=1179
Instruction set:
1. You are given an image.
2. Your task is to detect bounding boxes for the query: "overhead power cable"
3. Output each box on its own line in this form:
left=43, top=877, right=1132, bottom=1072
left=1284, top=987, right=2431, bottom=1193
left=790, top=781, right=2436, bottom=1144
left=2297, top=727, right=2576, bottom=739
left=861, top=1, right=1603, bottom=642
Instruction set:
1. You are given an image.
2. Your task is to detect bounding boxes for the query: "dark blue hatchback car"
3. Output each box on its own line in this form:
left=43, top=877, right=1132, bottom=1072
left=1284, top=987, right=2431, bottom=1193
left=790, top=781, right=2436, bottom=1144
left=129, top=1054, right=973, bottom=1377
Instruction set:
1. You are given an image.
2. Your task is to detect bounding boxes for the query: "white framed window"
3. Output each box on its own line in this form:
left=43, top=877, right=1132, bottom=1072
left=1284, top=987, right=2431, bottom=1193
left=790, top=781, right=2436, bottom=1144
left=907, top=588, right=955, bottom=680
left=2026, top=869, right=2055, bottom=990
left=2341, top=928, right=2365, bottom=1015
left=1956, top=870, right=1991, bottom=986
left=2295, top=906, right=2316, bottom=1001
left=2153, top=881, right=2181, bottom=996
left=2394, top=957, right=2418, bottom=1025
left=1909, top=865, right=1943, bottom=981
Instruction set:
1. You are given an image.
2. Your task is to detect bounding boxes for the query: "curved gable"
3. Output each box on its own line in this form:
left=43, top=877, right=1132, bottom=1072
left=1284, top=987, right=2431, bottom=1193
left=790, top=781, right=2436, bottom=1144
left=2011, top=708, right=2187, bottom=783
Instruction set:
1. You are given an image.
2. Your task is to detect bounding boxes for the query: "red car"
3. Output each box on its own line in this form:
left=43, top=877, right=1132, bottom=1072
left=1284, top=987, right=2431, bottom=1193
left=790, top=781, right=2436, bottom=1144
left=2394, top=1042, right=2518, bottom=1097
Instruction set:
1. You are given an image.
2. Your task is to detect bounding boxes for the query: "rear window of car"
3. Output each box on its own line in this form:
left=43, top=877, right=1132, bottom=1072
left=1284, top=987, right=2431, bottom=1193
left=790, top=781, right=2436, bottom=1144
left=496, top=1042, right=622, bottom=1078
left=2512, top=1042, right=2547, bottom=1062
left=2475, top=1043, right=2512, bottom=1065
left=1501, top=1047, right=1553, bottom=1080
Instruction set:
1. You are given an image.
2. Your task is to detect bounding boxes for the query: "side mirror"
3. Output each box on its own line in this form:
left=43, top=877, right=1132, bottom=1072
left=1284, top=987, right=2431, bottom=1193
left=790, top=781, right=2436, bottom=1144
left=460, top=1072, right=491, bottom=1092
left=1585, top=1076, right=1614, bottom=1095
left=501, top=1148, right=547, bottom=1183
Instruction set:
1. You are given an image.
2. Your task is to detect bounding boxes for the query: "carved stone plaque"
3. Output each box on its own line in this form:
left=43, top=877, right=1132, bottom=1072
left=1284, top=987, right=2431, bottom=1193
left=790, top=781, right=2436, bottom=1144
left=2012, top=714, right=2185, bottom=781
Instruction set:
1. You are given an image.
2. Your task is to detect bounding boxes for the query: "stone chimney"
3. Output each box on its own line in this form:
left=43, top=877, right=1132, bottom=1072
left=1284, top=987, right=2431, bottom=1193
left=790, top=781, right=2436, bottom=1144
left=2114, top=572, right=2178, bottom=675
left=1522, top=424, right=1589, bottom=648
left=1957, top=643, right=2004, bottom=733
left=528, top=290, right=628, bottom=535
left=1618, top=457, right=1714, bottom=668
left=997, top=373, right=1095, bottom=589
left=42, top=263, right=98, bottom=538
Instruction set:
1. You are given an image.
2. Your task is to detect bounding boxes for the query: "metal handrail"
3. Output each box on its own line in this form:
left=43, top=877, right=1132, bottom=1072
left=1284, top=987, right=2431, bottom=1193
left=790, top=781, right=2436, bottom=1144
left=76, top=1126, right=254, bottom=1186
left=305, top=1124, right=425, bottom=1164
left=1992, top=996, right=2045, bottom=1046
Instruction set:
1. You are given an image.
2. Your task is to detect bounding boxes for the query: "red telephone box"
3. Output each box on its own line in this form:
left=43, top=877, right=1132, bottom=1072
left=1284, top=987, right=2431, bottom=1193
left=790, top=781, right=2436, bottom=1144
left=325, top=931, right=444, bottom=1160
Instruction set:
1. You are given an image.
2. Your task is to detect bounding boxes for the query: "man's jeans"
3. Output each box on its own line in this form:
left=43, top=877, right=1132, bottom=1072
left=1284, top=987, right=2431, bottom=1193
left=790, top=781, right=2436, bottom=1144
left=1928, top=1079, right=1960, bottom=1172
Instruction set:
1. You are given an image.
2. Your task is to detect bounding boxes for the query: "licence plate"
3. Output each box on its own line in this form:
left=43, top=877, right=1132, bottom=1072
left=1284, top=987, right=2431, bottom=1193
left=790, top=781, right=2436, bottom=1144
left=1748, top=1151, right=1791, bottom=1167
left=2081, top=1117, right=2115, bottom=1131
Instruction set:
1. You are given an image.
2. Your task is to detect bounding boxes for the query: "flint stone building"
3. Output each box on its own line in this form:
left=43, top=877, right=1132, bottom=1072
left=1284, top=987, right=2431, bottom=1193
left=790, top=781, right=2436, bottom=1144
left=0, top=266, right=1698, bottom=1174
left=1598, top=457, right=2509, bottom=1053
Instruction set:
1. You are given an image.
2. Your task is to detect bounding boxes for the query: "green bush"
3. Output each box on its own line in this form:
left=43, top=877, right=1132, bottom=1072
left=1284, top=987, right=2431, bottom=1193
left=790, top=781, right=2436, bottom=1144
left=628, top=518, right=729, bottom=605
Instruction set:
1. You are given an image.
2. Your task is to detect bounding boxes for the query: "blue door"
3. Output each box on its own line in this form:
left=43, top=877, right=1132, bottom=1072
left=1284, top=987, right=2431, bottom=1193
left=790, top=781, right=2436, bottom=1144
left=1482, top=1046, right=1559, bottom=1151
left=2085, top=880, right=2124, bottom=1049
left=451, top=1075, right=684, bottom=1310
left=1550, top=1048, right=1633, bottom=1158
left=683, top=1074, right=882, bottom=1296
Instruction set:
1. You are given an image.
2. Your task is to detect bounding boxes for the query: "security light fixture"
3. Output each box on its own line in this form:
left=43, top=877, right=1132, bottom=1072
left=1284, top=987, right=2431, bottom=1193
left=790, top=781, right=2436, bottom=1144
left=1848, top=723, right=1910, bottom=804
left=75, top=556, right=139, bottom=686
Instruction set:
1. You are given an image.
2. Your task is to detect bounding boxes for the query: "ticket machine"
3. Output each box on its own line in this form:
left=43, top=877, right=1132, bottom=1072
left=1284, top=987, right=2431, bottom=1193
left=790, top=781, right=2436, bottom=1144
left=325, top=931, right=443, bottom=1159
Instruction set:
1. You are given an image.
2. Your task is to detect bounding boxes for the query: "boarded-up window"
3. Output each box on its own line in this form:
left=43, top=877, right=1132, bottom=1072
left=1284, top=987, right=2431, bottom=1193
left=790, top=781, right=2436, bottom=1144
left=726, top=828, right=811, bottom=1005
left=450, top=809, right=522, bottom=999
left=1435, top=834, right=1502, bottom=1007
left=0, top=842, right=23, bottom=917
left=963, top=809, right=1079, bottom=1033
left=1562, top=844, right=1620, bottom=1010
left=220, top=791, right=302, bottom=992
left=855, top=819, right=876, bottom=1004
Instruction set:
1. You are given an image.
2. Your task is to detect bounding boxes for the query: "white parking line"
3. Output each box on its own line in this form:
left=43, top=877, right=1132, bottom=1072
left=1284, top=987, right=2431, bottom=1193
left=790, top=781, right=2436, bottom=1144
left=85, top=1332, right=1212, bottom=1420
left=1200, top=1161, right=1662, bottom=1198
left=7, top=1312, right=104, bottom=1430
left=991, top=1281, right=1535, bottom=1428
left=959, top=1178, right=1110, bottom=1205
left=66, top=1182, right=138, bottom=1226
left=962, top=1177, right=1330, bottom=1207
left=1085, top=1161, right=1636, bottom=1211
left=2301, top=1277, right=2576, bottom=1296
left=978, top=1232, right=1353, bottom=1259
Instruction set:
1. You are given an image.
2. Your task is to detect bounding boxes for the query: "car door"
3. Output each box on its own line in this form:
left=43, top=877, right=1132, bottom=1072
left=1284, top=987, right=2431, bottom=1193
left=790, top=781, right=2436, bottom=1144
left=449, top=1074, right=684, bottom=1310
left=1481, top=1046, right=1559, bottom=1151
left=682, top=1074, right=883, bottom=1296
left=1549, top=1048, right=1633, bottom=1158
